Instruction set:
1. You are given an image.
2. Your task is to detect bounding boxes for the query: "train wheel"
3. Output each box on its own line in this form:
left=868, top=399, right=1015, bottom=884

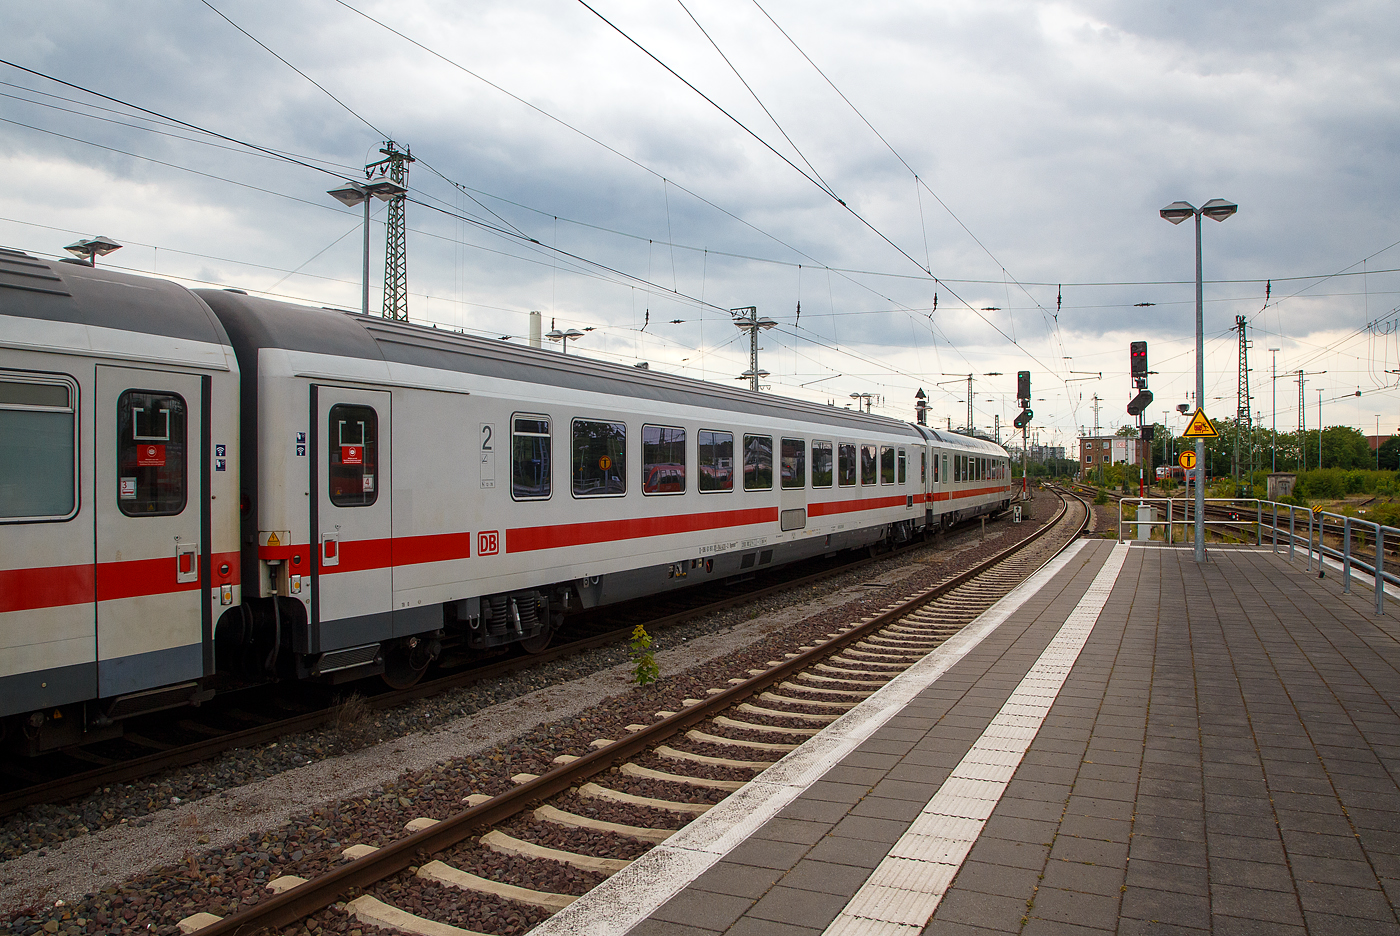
left=381, top=638, right=439, bottom=689
left=519, top=623, right=556, bottom=654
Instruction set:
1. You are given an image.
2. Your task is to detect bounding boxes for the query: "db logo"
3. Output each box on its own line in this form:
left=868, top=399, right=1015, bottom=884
left=478, top=531, right=499, bottom=556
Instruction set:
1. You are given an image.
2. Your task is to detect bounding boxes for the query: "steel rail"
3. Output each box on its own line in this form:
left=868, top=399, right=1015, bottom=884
left=0, top=522, right=946, bottom=817
left=196, top=491, right=1081, bottom=936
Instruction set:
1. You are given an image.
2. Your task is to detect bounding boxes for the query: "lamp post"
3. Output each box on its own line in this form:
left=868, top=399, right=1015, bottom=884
left=64, top=235, right=122, bottom=267
left=849, top=392, right=874, bottom=413
left=328, top=178, right=407, bottom=317
left=1268, top=347, right=1280, bottom=473
left=546, top=326, right=585, bottom=353
left=731, top=306, right=777, bottom=391
left=1160, top=197, right=1237, bottom=562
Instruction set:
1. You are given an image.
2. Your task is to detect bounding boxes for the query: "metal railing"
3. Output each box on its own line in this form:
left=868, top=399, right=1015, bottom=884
left=1116, top=496, right=1396, bottom=615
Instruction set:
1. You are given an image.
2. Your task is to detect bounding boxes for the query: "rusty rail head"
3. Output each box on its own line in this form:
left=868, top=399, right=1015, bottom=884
left=198, top=492, right=1080, bottom=936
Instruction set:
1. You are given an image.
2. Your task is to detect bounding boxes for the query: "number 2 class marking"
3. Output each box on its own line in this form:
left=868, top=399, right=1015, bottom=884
left=482, top=425, right=493, bottom=450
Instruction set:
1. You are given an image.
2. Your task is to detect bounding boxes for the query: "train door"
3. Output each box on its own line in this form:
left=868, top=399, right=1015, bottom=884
left=779, top=436, right=807, bottom=531
left=95, top=366, right=207, bottom=698
left=311, top=386, right=391, bottom=650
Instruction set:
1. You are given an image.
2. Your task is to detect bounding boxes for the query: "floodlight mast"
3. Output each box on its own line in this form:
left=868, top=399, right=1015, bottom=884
left=1160, top=197, right=1237, bottom=562
left=732, top=306, right=776, bottom=390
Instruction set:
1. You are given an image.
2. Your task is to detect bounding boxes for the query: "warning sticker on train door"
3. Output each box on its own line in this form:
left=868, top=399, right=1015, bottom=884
left=480, top=424, right=496, bottom=489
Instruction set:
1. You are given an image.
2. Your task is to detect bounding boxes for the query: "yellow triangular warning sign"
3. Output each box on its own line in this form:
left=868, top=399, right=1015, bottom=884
left=1182, top=408, right=1218, bottom=438
left=266, top=531, right=280, bottom=547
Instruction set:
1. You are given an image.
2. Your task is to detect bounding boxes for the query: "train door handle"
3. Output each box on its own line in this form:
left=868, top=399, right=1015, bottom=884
left=321, top=532, right=340, bottom=567
left=176, top=543, right=199, bottom=584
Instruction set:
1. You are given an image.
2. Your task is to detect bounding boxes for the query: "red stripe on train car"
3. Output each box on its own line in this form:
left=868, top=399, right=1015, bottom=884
left=395, top=531, right=472, bottom=565
left=0, top=564, right=94, bottom=613
left=808, top=494, right=910, bottom=517
left=507, top=506, right=780, bottom=553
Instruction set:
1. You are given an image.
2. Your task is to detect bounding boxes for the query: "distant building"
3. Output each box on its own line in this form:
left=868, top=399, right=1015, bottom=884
left=1079, top=435, right=1148, bottom=472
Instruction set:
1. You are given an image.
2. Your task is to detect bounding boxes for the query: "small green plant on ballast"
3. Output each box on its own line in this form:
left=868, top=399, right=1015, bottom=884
left=630, top=624, right=659, bottom=685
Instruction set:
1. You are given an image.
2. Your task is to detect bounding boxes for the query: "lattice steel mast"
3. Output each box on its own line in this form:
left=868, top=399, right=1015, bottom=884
left=368, top=141, right=414, bottom=321
left=1235, top=315, right=1251, bottom=492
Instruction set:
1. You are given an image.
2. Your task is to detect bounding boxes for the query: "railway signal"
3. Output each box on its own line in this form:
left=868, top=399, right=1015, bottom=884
left=1130, top=341, right=1148, bottom=387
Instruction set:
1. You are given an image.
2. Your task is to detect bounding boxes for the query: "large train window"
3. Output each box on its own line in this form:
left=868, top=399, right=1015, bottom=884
left=1, top=374, right=77, bottom=521
left=643, top=425, right=685, bottom=495
left=780, top=438, right=805, bottom=489
left=511, top=414, right=551, bottom=500
left=117, top=389, right=187, bottom=516
left=812, top=441, right=833, bottom=488
left=898, top=449, right=907, bottom=485
left=838, top=444, right=856, bottom=486
left=698, top=429, right=733, bottom=492
left=860, top=445, right=877, bottom=485
left=327, top=403, right=377, bottom=508
left=743, top=435, right=772, bottom=490
left=573, top=419, right=626, bottom=497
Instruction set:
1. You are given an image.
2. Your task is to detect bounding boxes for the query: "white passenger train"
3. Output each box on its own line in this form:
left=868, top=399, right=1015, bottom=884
left=0, top=248, right=1012, bottom=752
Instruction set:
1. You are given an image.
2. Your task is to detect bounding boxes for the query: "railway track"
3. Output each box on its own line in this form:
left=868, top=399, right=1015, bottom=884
left=0, top=514, right=1005, bottom=820
left=163, top=488, right=1086, bottom=936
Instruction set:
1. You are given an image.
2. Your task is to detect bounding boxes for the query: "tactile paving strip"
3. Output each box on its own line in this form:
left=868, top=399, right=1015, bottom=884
left=822, top=542, right=1129, bottom=936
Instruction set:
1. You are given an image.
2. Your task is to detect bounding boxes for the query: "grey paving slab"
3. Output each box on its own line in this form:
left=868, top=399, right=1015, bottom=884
left=620, top=542, right=1400, bottom=935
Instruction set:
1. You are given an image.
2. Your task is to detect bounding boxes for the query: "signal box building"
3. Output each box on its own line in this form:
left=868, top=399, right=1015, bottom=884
left=1079, top=435, right=1148, bottom=472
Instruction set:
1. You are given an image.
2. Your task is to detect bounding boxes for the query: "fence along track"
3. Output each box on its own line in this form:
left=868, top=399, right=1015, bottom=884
left=187, top=490, right=1087, bottom=936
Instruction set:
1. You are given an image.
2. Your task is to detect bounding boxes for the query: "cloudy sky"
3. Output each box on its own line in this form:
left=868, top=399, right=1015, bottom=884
left=4, top=0, right=1399, bottom=451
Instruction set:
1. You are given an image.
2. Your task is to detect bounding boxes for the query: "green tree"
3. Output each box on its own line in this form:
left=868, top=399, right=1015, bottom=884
left=1377, top=435, right=1400, bottom=471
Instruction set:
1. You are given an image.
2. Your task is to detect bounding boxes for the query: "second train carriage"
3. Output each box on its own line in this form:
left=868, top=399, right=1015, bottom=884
left=0, top=251, right=1013, bottom=750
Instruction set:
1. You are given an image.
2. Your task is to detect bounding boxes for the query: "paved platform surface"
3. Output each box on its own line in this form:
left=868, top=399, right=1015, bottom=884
left=611, top=540, right=1400, bottom=936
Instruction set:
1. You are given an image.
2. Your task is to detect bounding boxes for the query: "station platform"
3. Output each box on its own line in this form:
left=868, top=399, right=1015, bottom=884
left=533, top=539, right=1400, bottom=936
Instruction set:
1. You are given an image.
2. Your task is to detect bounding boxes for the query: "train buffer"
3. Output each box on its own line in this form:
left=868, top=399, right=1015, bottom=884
left=534, top=540, right=1400, bottom=935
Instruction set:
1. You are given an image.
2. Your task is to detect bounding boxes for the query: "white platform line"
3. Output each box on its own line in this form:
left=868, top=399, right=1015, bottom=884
left=528, top=539, right=1094, bottom=936
left=822, top=542, right=1128, bottom=936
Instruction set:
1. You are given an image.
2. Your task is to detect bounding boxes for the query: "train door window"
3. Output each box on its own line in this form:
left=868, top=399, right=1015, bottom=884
left=326, top=403, right=377, bottom=508
left=880, top=446, right=895, bottom=484
left=780, top=438, right=805, bottom=489
left=838, top=443, right=857, bottom=486
left=698, top=429, right=733, bottom=492
left=898, top=449, right=907, bottom=485
left=511, top=414, right=551, bottom=500
left=573, top=419, right=626, bottom=496
left=812, top=441, right=833, bottom=487
left=117, top=389, right=188, bottom=516
left=642, top=425, right=685, bottom=495
left=1, top=375, right=77, bottom=521
left=920, top=450, right=927, bottom=485
left=743, top=434, right=772, bottom=490
left=942, top=453, right=948, bottom=483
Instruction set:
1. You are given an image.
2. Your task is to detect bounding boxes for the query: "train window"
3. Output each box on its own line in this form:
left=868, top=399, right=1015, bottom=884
left=920, top=450, right=926, bottom=485
left=898, top=449, right=907, bottom=485
left=812, top=441, right=833, bottom=488
left=941, top=453, right=947, bottom=483
left=861, top=444, right=877, bottom=485
left=781, top=438, right=805, bottom=489
left=1, top=375, right=77, bottom=521
left=838, top=443, right=857, bottom=486
left=117, top=389, right=188, bottom=516
left=698, top=429, right=733, bottom=492
left=511, top=414, right=551, bottom=500
left=327, top=403, right=377, bottom=508
left=573, top=419, right=627, bottom=496
left=643, top=425, right=685, bottom=495
left=743, top=435, right=772, bottom=491
left=880, top=446, right=895, bottom=485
